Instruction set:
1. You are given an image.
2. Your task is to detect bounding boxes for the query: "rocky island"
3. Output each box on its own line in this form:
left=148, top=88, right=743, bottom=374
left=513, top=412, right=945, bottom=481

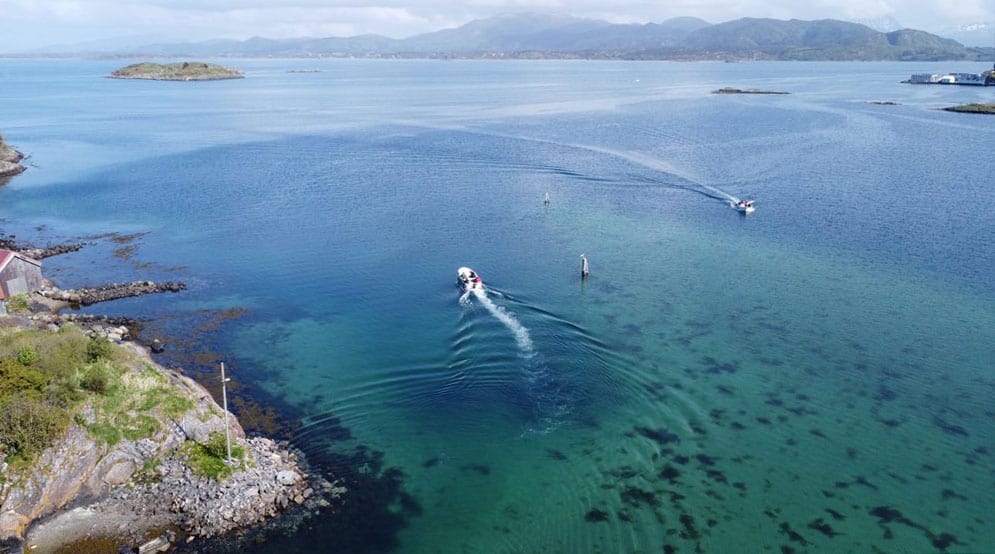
left=942, top=102, right=995, bottom=114
left=0, top=133, right=26, bottom=181
left=712, top=87, right=790, bottom=95
left=109, top=62, right=244, bottom=81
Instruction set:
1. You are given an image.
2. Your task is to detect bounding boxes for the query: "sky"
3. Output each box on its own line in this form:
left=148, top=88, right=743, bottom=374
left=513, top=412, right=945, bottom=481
left=1, top=0, right=992, bottom=51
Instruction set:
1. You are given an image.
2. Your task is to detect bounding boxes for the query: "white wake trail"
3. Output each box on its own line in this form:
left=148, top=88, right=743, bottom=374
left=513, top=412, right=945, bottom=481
left=472, top=288, right=534, bottom=355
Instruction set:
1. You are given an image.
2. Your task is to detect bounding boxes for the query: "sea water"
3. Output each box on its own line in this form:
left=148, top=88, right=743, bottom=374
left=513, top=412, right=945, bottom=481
left=0, top=59, right=993, bottom=553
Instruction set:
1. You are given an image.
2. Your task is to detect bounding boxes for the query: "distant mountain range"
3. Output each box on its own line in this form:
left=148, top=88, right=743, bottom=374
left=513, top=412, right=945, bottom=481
left=17, top=13, right=995, bottom=61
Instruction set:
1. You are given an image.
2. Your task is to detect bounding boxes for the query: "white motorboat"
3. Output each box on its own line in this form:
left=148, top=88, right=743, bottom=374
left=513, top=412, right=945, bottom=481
left=457, top=266, right=484, bottom=294
left=733, top=199, right=755, bottom=214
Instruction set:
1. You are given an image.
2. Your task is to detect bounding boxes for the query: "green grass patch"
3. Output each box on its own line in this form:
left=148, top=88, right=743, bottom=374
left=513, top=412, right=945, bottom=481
left=185, top=432, right=245, bottom=480
left=0, top=325, right=197, bottom=467
left=5, top=294, right=29, bottom=313
left=119, top=413, right=161, bottom=441
left=87, top=422, right=121, bottom=447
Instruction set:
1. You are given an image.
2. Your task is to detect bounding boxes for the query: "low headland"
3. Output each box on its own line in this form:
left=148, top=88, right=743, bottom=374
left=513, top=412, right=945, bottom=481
left=1, top=290, right=342, bottom=554
left=108, top=62, right=244, bottom=81
left=0, top=134, right=26, bottom=181
left=0, top=149, right=339, bottom=553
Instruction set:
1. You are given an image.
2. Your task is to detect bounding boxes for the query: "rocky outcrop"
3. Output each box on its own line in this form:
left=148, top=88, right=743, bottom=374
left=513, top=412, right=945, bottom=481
left=0, top=236, right=84, bottom=259
left=0, top=337, right=341, bottom=552
left=0, top=134, right=25, bottom=179
left=39, top=280, right=186, bottom=306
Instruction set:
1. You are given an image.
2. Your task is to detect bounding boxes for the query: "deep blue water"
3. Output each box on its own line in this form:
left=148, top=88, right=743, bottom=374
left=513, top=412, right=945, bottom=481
left=1, top=59, right=993, bottom=553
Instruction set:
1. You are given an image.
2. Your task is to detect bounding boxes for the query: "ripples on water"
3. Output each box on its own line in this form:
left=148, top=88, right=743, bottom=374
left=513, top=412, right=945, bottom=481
left=1, top=60, right=992, bottom=553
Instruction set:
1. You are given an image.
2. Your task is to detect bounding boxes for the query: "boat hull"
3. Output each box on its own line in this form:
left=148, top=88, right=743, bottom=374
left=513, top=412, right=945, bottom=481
left=457, top=267, right=483, bottom=293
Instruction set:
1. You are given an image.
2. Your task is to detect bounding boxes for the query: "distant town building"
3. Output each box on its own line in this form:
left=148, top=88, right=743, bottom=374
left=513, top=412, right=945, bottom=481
left=0, top=249, right=43, bottom=300
left=909, top=72, right=990, bottom=85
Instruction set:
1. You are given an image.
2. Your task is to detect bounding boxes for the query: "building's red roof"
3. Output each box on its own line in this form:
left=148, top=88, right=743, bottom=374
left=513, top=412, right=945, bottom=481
left=0, top=249, right=41, bottom=272
left=0, top=249, right=14, bottom=271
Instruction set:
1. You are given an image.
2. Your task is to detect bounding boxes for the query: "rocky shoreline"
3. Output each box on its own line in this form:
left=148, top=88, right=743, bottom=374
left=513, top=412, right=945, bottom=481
left=0, top=317, right=343, bottom=554
left=0, top=135, right=26, bottom=180
left=1, top=134, right=342, bottom=553
left=0, top=236, right=84, bottom=259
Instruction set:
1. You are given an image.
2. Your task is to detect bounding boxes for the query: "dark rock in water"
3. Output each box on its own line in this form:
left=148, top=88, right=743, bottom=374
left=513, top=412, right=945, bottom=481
left=150, top=338, right=165, bottom=353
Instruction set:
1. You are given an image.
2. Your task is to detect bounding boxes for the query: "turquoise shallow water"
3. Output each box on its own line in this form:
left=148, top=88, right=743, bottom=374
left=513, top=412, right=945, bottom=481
left=1, top=59, right=993, bottom=553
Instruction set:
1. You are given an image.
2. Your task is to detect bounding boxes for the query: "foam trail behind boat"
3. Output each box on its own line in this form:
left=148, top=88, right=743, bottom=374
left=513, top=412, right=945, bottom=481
left=473, top=288, right=534, bottom=355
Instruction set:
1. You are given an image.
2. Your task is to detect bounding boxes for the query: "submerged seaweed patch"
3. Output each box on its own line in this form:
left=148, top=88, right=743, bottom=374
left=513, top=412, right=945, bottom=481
left=825, top=508, right=846, bottom=521
left=868, top=506, right=963, bottom=552
left=779, top=522, right=809, bottom=546
left=807, top=518, right=841, bottom=537
left=659, top=465, right=681, bottom=484
left=695, top=453, right=717, bottom=466
left=635, top=426, right=680, bottom=445
left=679, top=513, right=700, bottom=540
left=546, top=448, right=568, bottom=461
left=932, top=416, right=969, bottom=437
left=702, top=356, right=738, bottom=374
left=585, top=509, right=610, bottom=522
left=620, top=486, right=660, bottom=508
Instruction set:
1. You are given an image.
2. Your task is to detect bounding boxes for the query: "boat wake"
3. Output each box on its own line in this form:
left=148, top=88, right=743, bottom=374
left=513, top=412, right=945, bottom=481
left=469, top=288, right=535, bottom=355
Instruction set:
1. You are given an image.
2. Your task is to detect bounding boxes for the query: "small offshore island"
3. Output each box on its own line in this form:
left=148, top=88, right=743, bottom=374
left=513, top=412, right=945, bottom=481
left=712, top=87, right=790, bottom=95
left=109, top=62, right=244, bottom=81
left=942, top=102, right=995, bottom=114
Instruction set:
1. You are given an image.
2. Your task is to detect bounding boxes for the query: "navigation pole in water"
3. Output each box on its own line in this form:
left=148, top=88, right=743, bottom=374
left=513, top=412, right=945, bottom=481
left=580, top=254, right=589, bottom=279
